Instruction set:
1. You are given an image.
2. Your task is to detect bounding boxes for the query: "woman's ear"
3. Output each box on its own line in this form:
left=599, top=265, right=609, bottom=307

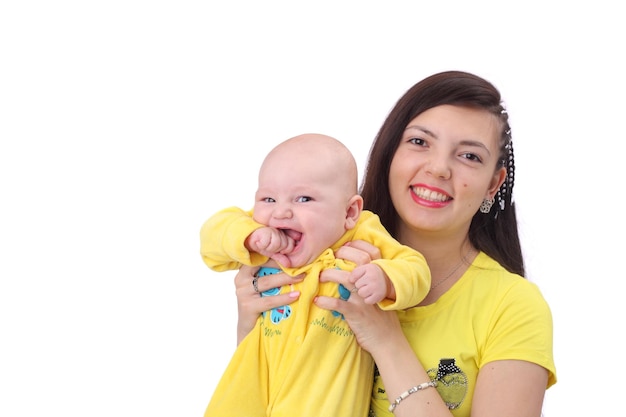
left=344, top=195, right=364, bottom=230
left=486, top=167, right=507, bottom=199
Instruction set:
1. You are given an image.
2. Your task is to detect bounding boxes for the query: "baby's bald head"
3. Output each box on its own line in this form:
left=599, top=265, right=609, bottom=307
left=260, top=133, right=359, bottom=197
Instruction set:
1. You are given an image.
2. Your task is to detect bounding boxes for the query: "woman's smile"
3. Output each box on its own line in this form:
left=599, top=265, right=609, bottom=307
left=410, top=184, right=453, bottom=206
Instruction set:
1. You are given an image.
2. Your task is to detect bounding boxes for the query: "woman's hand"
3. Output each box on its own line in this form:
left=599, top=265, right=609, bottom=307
left=234, top=263, right=302, bottom=344
left=314, top=240, right=402, bottom=356
left=334, top=239, right=381, bottom=266
left=315, top=267, right=403, bottom=356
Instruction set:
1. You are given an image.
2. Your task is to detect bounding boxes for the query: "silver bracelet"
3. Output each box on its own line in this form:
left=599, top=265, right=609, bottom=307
left=388, top=380, right=437, bottom=413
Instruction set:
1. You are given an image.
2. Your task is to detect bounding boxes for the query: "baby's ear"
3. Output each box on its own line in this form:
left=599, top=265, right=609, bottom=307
left=344, top=195, right=363, bottom=230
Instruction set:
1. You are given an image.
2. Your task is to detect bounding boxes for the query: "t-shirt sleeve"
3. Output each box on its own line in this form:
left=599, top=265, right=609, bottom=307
left=481, top=279, right=557, bottom=388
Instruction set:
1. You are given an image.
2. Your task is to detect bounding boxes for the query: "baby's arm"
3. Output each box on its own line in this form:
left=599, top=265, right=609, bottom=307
left=200, top=206, right=267, bottom=271
left=349, top=263, right=396, bottom=305
left=245, top=227, right=296, bottom=268
left=350, top=211, right=431, bottom=310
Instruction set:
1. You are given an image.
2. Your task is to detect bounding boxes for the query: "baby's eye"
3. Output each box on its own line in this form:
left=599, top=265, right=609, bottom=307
left=296, top=196, right=313, bottom=203
left=262, top=197, right=276, bottom=203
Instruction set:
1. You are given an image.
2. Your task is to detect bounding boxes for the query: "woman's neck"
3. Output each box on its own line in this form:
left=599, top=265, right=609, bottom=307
left=399, top=228, right=470, bottom=263
left=398, top=227, right=476, bottom=304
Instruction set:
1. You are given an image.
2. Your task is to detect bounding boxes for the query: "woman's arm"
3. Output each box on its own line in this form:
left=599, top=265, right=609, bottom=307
left=233, top=264, right=302, bottom=344
left=315, top=241, right=550, bottom=417
left=472, top=360, right=548, bottom=416
left=315, top=268, right=450, bottom=417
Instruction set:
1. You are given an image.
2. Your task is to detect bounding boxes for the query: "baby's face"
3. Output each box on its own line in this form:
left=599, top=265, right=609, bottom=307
left=253, top=158, right=352, bottom=268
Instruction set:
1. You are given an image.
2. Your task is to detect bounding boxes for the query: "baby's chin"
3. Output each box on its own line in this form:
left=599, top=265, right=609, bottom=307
left=285, top=249, right=329, bottom=269
left=283, top=255, right=309, bottom=269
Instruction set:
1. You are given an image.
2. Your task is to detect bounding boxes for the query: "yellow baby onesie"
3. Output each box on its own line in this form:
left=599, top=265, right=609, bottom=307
left=201, top=207, right=431, bottom=416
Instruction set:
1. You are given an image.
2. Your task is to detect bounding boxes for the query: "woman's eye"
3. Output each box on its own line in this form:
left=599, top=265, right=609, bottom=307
left=408, top=137, right=426, bottom=146
left=296, top=196, right=312, bottom=203
left=461, top=152, right=482, bottom=163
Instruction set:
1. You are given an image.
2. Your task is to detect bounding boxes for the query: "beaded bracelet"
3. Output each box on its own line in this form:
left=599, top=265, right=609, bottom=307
left=388, top=380, right=437, bottom=413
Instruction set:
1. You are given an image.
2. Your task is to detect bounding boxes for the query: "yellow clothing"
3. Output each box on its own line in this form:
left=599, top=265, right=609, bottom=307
left=200, top=207, right=431, bottom=310
left=370, top=252, right=557, bottom=417
left=201, top=207, right=430, bottom=417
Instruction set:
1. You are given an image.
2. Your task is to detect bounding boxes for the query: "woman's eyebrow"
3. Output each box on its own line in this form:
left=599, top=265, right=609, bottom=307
left=404, top=125, right=436, bottom=138
left=405, top=125, right=493, bottom=156
left=459, top=139, right=491, bottom=156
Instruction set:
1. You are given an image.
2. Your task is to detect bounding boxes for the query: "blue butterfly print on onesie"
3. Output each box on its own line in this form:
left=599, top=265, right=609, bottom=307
left=256, top=267, right=292, bottom=324
left=332, top=283, right=351, bottom=320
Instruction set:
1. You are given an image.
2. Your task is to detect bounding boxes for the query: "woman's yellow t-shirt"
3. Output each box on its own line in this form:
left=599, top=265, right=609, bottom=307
left=370, top=252, right=557, bottom=417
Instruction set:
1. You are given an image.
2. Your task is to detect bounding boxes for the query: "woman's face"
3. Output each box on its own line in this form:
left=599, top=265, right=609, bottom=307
left=388, top=104, right=506, bottom=240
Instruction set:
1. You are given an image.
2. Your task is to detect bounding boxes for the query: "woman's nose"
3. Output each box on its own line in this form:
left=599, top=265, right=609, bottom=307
left=425, top=155, right=451, bottom=179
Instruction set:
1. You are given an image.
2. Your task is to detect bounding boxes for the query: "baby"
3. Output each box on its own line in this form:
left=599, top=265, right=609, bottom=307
left=200, top=133, right=431, bottom=417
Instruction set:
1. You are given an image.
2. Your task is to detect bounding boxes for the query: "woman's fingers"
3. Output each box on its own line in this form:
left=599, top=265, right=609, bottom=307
left=318, top=269, right=368, bottom=309
left=255, top=291, right=300, bottom=311
left=234, top=265, right=258, bottom=289
left=314, top=293, right=380, bottom=352
left=334, top=239, right=381, bottom=266
left=314, top=294, right=346, bottom=314
left=234, top=264, right=302, bottom=343
left=235, top=265, right=303, bottom=295
left=333, top=245, right=371, bottom=266
left=347, top=239, right=382, bottom=260
left=315, top=293, right=401, bottom=355
left=254, top=271, right=303, bottom=294
left=319, top=267, right=352, bottom=286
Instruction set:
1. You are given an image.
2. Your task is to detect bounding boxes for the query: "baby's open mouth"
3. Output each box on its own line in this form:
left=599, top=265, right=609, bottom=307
left=282, top=229, right=302, bottom=243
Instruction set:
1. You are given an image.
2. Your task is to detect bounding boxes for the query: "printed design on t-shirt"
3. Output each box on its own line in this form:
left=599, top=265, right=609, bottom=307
left=427, top=358, right=468, bottom=410
left=371, top=358, right=468, bottom=411
left=257, top=267, right=292, bottom=324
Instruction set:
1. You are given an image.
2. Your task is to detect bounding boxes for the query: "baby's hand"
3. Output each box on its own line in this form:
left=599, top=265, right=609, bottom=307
left=245, top=227, right=296, bottom=267
left=349, top=264, right=392, bottom=304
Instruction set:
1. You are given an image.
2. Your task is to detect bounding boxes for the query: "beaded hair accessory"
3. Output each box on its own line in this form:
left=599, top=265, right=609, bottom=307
left=495, top=105, right=516, bottom=216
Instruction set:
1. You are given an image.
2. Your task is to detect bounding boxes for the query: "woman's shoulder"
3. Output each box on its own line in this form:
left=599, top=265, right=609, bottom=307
left=467, top=252, right=549, bottom=307
left=472, top=252, right=527, bottom=284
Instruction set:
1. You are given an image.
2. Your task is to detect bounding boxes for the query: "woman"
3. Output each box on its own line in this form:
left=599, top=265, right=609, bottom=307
left=232, top=71, right=557, bottom=416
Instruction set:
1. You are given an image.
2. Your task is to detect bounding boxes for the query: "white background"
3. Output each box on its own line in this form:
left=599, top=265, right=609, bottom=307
left=1, top=1, right=623, bottom=416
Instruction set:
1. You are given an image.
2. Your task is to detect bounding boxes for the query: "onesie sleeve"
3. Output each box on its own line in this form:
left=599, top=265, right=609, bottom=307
left=481, top=279, right=557, bottom=388
left=199, top=206, right=270, bottom=271
left=353, top=211, right=431, bottom=310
